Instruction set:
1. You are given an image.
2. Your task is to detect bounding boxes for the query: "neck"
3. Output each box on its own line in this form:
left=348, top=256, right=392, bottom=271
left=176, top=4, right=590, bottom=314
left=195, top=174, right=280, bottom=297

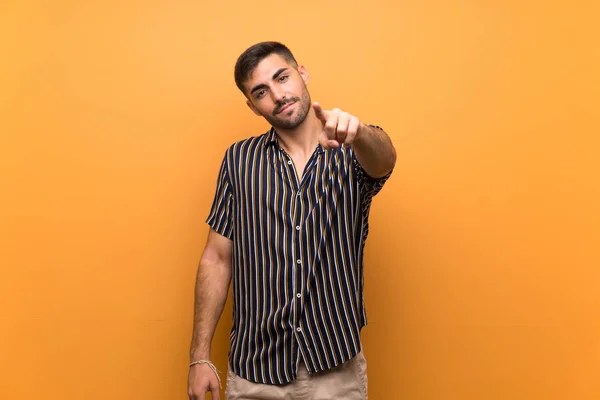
left=273, top=109, right=321, bottom=157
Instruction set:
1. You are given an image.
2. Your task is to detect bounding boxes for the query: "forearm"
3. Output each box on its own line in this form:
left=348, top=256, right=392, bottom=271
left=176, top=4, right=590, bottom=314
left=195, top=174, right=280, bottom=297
left=353, top=124, right=397, bottom=178
left=189, top=260, right=231, bottom=362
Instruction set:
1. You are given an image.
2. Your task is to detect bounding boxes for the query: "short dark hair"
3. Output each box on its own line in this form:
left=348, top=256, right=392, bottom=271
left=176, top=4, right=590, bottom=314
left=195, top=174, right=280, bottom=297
left=234, top=41, right=298, bottom=94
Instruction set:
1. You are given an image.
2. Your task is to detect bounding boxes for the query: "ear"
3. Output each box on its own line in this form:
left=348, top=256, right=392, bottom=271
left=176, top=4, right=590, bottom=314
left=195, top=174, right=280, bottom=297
left=298, top=65, right=310, bottom=85
left=246, top=99, right=261, bottom=116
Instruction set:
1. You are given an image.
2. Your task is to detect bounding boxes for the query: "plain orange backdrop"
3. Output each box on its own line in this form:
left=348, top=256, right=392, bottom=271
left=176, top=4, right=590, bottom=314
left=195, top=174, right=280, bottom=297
left=1, top=1, right=599, bottom=399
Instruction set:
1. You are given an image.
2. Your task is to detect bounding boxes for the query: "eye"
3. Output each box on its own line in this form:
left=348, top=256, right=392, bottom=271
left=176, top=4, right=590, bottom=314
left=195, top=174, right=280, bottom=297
left=255, top=89, right=266, bottom=99
left=279, top=75, right=288, bottom=82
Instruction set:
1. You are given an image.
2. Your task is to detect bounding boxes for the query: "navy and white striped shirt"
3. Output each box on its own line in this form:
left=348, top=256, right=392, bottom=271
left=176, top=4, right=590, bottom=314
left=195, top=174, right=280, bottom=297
left=206, top=127, right=391, bottom=385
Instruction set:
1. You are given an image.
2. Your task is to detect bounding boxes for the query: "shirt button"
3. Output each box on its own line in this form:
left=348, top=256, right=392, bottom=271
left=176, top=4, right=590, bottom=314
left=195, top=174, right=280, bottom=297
left=296, top=226, right=300, bottom=230
left=297, top=293, right=302, bottom=298
left=287, top=160, right=292, bottom=165
left=296, top=327, right=302, bottom=332
left=296, top=259, right=301, bottom=264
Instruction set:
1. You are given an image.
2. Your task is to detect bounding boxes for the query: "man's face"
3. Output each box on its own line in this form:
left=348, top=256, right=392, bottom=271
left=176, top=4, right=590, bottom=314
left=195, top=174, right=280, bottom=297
left=244, top=54, right=311, bottom=130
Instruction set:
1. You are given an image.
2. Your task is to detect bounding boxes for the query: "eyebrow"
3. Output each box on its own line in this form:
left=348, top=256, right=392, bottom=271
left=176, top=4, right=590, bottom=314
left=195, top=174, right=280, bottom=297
left=250, top=68, right=289, bottom=95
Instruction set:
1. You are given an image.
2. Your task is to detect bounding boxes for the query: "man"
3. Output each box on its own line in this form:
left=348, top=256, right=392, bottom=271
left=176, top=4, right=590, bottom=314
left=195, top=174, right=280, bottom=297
left=187, top=41, right=396, bottom=400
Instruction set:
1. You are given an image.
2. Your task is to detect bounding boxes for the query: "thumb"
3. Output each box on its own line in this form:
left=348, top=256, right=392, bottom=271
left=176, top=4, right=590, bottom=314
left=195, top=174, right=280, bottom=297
left=211, top=387, right=220, bottom=400
left=312, top=102, right=328, bottom=123
left=210, top=378, right=221, bottom=400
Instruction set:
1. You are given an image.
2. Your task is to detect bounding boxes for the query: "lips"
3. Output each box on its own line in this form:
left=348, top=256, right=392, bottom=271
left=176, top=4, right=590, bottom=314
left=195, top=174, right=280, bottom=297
left=277, top=101, right=295, bottom=114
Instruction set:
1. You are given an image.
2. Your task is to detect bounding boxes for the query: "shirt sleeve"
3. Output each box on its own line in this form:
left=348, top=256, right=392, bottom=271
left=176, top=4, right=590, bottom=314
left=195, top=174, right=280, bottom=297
left=206, top=151, right=234, bottom=240
left=350, top=125, right=393, bottom=199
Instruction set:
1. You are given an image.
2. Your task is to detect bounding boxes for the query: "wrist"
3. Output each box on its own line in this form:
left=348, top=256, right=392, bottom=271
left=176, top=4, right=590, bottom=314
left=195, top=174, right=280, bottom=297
left=190, top=359, right=213, bottom=367
left=189, top=359, right=223, bottom=388
left=190, top=350, right=210, bottom=363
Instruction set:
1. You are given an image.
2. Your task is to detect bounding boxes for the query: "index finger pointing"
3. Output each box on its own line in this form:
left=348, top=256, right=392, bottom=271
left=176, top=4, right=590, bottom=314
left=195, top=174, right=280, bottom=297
left=312, top=102, right=328, bottom=123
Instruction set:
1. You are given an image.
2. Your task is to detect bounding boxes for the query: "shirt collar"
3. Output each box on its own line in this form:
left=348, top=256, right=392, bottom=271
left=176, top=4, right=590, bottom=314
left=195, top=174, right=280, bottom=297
left=263, top=127, right=325, bottom=154
left=263, top=127, right=278, bottom=148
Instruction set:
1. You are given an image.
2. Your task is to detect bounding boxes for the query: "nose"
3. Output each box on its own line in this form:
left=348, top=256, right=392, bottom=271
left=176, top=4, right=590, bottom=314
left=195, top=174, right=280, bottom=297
left=270, top=86, right=286, bottom=102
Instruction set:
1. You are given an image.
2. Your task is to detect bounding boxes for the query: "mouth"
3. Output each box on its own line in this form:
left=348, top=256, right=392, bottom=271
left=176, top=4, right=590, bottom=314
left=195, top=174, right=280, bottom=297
left=277, top=101, right=296, bottom=114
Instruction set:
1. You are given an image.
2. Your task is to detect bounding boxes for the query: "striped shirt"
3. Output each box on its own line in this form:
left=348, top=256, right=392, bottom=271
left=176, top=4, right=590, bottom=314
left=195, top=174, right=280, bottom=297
left=206, top=127, right=391, bottom=385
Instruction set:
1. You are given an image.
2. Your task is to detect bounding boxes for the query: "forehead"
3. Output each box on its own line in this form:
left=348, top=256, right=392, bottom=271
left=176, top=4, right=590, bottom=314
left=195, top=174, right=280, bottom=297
left=246, top=54, right=294, bottom=85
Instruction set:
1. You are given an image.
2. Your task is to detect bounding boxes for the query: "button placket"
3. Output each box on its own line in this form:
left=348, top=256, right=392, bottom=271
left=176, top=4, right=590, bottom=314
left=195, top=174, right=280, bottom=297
left=292, top=184, right=304, bottom=339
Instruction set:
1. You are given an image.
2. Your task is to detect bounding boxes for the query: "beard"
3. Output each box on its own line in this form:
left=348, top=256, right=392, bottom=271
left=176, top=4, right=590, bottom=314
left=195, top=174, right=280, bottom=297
left=262, top=86, right=311, bottom=130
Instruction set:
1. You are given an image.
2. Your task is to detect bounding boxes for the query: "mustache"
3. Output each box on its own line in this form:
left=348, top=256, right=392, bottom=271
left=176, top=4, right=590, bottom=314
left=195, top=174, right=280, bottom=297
left=273, top=98, right=299, bottom=115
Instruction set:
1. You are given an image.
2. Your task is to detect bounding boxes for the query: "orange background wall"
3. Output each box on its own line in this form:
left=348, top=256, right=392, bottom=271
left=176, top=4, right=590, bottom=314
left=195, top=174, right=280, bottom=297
left=1, top=1, right=599, bottom=399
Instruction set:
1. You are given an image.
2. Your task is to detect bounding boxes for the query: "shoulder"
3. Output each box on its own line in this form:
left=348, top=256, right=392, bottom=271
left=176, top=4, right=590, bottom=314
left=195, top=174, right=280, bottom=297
left=225, top=130, right=271, bottom=157
left=220, top=129, right=272, bottom=175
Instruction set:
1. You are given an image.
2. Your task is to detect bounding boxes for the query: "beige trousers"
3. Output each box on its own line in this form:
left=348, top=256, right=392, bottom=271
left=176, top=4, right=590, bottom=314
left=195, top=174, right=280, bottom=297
left=225, top=352, right=368, bottom=400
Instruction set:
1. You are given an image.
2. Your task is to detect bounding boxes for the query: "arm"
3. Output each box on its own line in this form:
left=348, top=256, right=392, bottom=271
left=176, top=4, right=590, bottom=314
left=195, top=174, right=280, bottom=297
left=352, top=123, right=396, bottom=178
left=313, top=102, right=397, bottom=178
left=188, top=228, right=232, bottom=400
